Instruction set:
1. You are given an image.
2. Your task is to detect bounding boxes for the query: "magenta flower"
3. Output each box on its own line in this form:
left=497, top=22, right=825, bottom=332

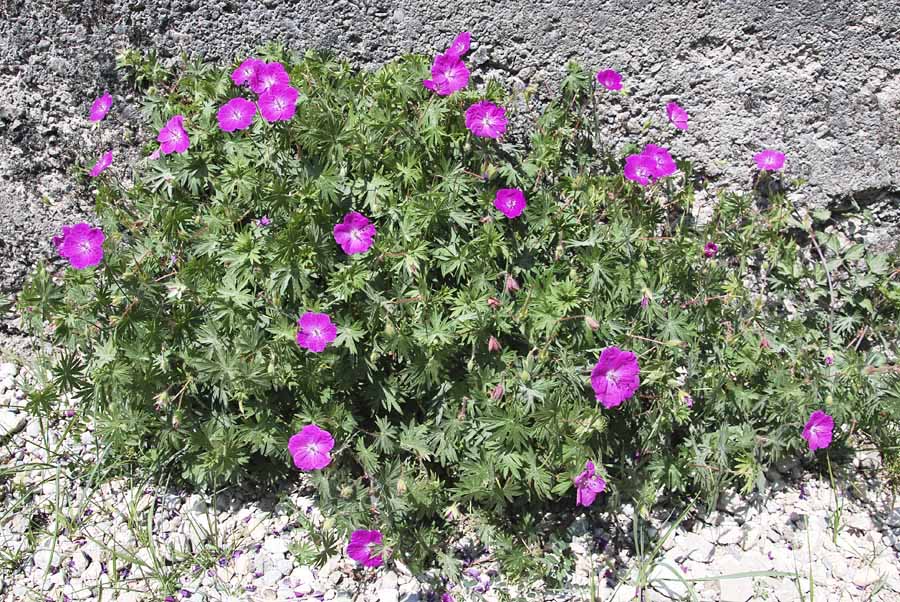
left=445, top=31, right=471, bottom=58
left=494, top=188, right=526, bottom=219
left=703, top=242, right=719, bottom=258
left=442, top=594, right=456, bottom=602
left=754, top=149, right=786, bottom=171
left=296, top=312, right=338, bottom=353
left=250, top=61, right=290, bottom=95
left=427, top=53, right=469, bottom=96
left=288, top=424, right=335, bottom=471
left=333, top=211, right=376, bottom=255
left=89, top=91, right=113, bottom=122
left=89, top=150, right=113, bottom=177
left=623, top=154, right=655, bottom=186
left=56, top=223, right=105, bottom=270
left=824, top=355, right=834, bottom=366
left=666, top=102, right=689, bottom=130
left=574, top=461, right=606, bottom=507
left=422, top=79, right=436, bottom=91
left=232, top=58, right=264, bottom=87
left=259, top=84, right=298, bottom=122
left=642, top=144, right=677, bottom=179
left=596, top=69, right=622, bottom=91
left=346, top=530, right=383, bottom=567
left=681, top=392, right=694, bottom=408
left=590, top=346, right=640, bottom=409
left=802, top=410, right=834, bottom=452
left=217, top=97, right=256, bottom=132
left=465, top=101, right=507, bottom=139
left=157, top=115, right=190, bottom=155
left=257, top=215, right=271, bottom=227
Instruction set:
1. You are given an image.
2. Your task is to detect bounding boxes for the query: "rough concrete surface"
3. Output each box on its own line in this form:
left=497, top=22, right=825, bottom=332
left=1, top=0, right=899, bottom=297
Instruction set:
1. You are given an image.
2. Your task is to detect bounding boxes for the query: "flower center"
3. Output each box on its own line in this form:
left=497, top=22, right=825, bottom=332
left=606, top=370, right=619, bottom=385
left=231, top=110, right=242, bottom=120
left=170, top=129, right=181, bottom=141
left=349, top=228, right=362, bottom=241
left=311, top=327, right=322, bottom=338
left=273, top=98, right=286, bottom=112
left=305, top=442, right=320, bottom=455
left=481, top=116, right=494, bottom=128
left=443, top=68, right=455, bottom=80
left=506, top=198, right=516, bottom=209
left=78, top=241, right=92, bottom=254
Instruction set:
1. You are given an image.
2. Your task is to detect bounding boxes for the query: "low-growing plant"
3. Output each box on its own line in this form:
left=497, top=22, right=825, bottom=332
left=17, top=41, right=900, bottom=584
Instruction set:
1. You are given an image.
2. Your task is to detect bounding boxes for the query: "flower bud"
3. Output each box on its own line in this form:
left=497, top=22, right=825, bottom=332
left=490, top=383, right=504, bottom=400
left=504, top=274, right=520, bottom=293
left=487, top=297, right=501, bottom=309
left=488, top=336, right=501, bottom=352
left=584, top=316, right=600, bottom=331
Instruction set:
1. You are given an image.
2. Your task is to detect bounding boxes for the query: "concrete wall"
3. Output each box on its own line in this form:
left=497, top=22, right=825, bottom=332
left=1, top=0, right=898, bottom=294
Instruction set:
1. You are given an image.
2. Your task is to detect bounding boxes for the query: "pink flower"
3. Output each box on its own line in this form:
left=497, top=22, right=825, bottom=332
left=445, top=31, right=471, bottom=58
left=640, top=294, right=650, bottom=308
left=465, top=101, right=507, bottom=139
left=157, top=115, right=190, bottom=155
left=504, top=273, right=520, bottom=293
left=703, top=242, right=719, bottom=258
left=802, top=410, right=834, bottom=452
left=250, top=61, right=290, bottom=95
left=288, top=424, right=335, bottom=470
left=217, top=97, right=256, bottom=132
left=642, top=144, right=677, bottom=179
left=681, top=392, right=694, bottom=408
left=574, top=460, right=606, bottom=507
left=490, top=383, right=504, bottom=400
left=257, top=215, right=271, bottom=227
left=666, top=102, right=689, bottom=130
left=442, top=594, right=456, bottom=602
left=56, top=223, right=105, bottom=270
left=595, top=69, right=622, bottom=91
left=89, top=150, right=113, bottom=177
left=422, top=79, right=436, bottom=91
left=824, top=355, right=834, bottom=366
left=487, top=297, right=501, bottom=309
left=428, top=53, right=469, bottom=96
left=333, top=211, right=376, bottom=255
left=296, top=312, right=338, bottom=353
left=149, top=148, right=161, bottom=160
left=259, top=84, right=298, bottom=122
left=623, top=154, right=655, bottom=186
left=488, top=336, right=501, bottom=352
left=494, top=188, right=526, bottom=218
left=346, top=530, right=383, bottom=567
left=591, top=346, right=640, bottom=409
left=754, top=149, right=786, bottom=171
left=89, top=91, right=113, bottom=122
left=232, top=58, right=264, bottom=87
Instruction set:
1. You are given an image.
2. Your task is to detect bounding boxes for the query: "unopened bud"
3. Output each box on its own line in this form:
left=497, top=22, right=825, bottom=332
left=487, top=297, right=501, bottom=309
left=488, top=336, right=501, bottom=352
left=504, top=274, right=520, bottom=293
left=490, top=383, right=504, bottom=400
left=585, top=316, right=600, bottom=331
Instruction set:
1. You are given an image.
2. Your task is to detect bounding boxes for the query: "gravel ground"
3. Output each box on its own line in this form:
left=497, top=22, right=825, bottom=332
left=1, top=0, right=899, bottom=301
left=2, top=360, right=900, bottom=601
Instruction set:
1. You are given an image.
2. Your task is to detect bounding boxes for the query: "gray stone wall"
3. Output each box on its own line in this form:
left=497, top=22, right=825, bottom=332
left=1, top=0, right=898, bottom=293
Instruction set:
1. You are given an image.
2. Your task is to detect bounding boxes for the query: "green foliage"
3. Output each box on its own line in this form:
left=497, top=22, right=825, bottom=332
left=19, top=48, right=900, bottom=582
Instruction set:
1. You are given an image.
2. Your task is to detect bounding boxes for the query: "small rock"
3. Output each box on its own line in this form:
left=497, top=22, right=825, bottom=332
left=852, top=566, right=881, bottom=588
